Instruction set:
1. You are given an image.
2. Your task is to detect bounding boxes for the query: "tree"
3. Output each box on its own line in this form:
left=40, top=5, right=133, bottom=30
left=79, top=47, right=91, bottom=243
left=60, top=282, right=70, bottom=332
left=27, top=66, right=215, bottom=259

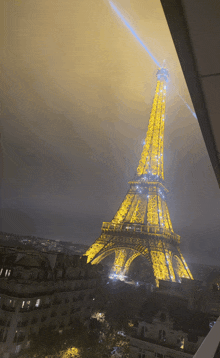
left=84, top=319, right=130, bottom=358
left=17, top=322, right=85, bottom=358
left=103, top=283, right=147, bottom=330
left=18, top=317, right=130, bottom=358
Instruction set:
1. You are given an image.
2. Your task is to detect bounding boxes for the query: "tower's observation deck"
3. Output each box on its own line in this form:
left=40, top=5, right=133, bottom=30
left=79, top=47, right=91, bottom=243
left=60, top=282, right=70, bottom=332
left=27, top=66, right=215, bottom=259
left=85, top=67, right=193, bottom=285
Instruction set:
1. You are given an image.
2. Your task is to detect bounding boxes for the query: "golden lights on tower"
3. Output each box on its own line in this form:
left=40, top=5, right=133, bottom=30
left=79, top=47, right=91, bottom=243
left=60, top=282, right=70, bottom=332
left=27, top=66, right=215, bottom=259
left=85, top=66, right=193, bottom=286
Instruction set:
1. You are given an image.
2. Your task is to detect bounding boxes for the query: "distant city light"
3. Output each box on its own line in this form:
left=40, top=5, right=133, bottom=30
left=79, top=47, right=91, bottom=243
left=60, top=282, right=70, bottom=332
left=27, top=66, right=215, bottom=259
left=209, top=321, right=216, bottom=329
left=117, top=331, right=126, bottom=337
left=62, top=347, right=80, bottom=357
left=109, top=272, right=127, bottom=282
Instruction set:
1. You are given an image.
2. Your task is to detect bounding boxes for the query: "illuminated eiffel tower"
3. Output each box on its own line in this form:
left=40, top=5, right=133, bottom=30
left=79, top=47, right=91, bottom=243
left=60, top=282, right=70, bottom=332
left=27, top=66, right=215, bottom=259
left=85, top=66, right=193, bottom=286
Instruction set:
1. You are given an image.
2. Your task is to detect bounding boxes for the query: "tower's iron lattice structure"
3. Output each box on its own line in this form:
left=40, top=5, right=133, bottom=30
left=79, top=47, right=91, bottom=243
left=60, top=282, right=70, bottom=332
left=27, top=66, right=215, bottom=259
left=85, top=67, right=193, bottom=285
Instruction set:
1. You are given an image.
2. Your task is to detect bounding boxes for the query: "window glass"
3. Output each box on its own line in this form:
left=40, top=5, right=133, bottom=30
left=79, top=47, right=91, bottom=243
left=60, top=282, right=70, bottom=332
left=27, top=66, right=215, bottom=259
left=35, top=299, right=41, bottom=307
left=15, top=345, right=21, bottom=353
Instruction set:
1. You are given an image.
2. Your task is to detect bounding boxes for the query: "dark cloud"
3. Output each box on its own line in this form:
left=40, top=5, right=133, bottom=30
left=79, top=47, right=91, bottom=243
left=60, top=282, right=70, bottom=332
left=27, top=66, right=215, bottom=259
left=0, top=208, right=36, bottom=236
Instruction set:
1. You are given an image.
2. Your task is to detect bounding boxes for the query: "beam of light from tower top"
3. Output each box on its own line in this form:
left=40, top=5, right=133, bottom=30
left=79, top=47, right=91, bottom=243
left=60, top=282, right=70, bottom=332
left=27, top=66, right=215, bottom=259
left=177, top=92, right=197, bottom=119
left=109, top=1, right=197, bottom=120
left=109, top=1, right=161, bottom=68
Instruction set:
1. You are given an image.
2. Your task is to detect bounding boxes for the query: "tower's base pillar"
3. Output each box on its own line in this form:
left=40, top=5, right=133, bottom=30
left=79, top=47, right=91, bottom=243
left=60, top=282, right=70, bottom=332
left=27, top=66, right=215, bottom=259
left=112, top=249, right=127, bottom=274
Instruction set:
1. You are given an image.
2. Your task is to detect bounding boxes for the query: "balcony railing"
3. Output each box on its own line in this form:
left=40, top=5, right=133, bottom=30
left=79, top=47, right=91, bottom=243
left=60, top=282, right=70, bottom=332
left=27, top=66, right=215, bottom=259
left=101, top=222, right=180, bottom=243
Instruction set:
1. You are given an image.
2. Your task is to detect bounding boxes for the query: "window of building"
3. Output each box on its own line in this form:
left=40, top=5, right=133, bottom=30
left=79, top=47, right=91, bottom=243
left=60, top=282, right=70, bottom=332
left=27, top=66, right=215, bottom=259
left=8, top=299, right=16, bottom=307
left=5, top=270, right=11, bottom=277
left=180, top=337, right=184, bottom=350
left=21, top=300, right=31, bottom=310
left=155, top=353, right=164, bottom=358
left=26, top=301, right=31, bottom=309
left=35, top=299, right=41, bottom=307
left=15, top=345, right=21, bottom=354
left=13, top=331, right=25, bottom=343
left=159, top=330, right=166, bottom=342
left=177, top=336, right=184, bottom=349
left=0, top=268, right=3, bottom=276
left=2, top=299, right=16, bottom=311
left=0, top=328, right=7, bottom=343
left=138, top=349, right=146, bottom=358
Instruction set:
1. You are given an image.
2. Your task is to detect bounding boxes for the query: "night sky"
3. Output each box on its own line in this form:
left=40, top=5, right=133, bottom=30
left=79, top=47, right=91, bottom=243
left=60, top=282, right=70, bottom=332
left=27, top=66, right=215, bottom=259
left=1, top=0, right=220, bottom=265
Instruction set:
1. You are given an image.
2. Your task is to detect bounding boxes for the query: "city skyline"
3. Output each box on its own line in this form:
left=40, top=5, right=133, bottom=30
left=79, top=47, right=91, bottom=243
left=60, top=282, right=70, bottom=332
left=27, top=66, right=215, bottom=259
left=1, top=0, right=220, bottom=266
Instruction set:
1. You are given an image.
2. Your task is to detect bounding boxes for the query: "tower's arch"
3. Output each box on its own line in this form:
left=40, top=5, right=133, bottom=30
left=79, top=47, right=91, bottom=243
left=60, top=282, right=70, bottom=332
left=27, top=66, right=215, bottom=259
left=92, top=245, right=152, bottom=276
left=92, top=247, right=117, bottom=265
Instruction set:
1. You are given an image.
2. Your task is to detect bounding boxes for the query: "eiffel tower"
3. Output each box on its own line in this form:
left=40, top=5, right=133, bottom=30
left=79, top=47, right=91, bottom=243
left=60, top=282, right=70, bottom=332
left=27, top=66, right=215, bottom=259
left=85, top=66, right=193, bottom=286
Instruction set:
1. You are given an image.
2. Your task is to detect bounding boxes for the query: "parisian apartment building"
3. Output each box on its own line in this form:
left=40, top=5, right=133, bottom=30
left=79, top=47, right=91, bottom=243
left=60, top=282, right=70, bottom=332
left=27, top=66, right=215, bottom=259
left=128, top=310, right=205, bottom=358
left=127, top=278, right=220, bottom=358
left=0, top=245, right=101, bottom=358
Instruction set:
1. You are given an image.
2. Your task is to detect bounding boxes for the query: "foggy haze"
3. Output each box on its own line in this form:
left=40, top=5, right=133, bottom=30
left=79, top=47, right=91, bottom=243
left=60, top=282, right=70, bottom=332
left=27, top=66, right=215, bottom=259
left=1, top=0, right=220, bottom=266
